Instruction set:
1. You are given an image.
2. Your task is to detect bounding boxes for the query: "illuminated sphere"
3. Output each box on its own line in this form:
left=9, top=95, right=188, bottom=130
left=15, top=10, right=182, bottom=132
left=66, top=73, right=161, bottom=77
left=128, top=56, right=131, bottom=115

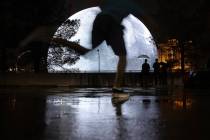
left=48, top=7, right=158, bottom=72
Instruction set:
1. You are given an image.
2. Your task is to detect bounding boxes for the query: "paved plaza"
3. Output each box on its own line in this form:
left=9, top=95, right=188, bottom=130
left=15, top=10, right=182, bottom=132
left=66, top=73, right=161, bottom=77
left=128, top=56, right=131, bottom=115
left=0, top=87, right=210, bottom=140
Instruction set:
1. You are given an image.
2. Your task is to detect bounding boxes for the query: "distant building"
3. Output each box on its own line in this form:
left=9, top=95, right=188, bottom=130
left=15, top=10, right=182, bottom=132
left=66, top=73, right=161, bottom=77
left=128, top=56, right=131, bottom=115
left=158, top=39, right=197, bottom=72
left=158, top=39, right=181, bottom=71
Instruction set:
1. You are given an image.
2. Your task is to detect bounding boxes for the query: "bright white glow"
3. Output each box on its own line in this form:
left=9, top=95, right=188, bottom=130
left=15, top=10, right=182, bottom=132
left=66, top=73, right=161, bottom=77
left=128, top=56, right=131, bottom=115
left=48, top=7, right=158, bottom=72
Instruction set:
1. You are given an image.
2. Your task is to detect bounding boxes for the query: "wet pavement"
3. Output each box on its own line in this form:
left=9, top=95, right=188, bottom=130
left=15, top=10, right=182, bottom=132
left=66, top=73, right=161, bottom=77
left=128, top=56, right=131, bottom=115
left=1, top=87, right=210, bottom=140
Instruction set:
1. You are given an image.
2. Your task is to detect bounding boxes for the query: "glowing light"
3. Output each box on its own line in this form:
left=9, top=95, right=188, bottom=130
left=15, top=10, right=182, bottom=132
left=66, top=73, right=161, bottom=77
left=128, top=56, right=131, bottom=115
left=48, top=7, right=157, bottom=72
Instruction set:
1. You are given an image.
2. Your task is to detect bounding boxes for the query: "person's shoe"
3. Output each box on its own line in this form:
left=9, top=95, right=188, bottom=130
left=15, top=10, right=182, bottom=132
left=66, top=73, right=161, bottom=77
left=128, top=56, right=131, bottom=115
left=112, top=87, right=124, bottom=93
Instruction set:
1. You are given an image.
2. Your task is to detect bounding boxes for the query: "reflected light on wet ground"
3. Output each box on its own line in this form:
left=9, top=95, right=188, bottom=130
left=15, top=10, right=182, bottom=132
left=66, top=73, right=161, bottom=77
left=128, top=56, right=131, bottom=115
left=45, top=94, right=161, bottom=140
left=1, top=87, right=210, bottom=140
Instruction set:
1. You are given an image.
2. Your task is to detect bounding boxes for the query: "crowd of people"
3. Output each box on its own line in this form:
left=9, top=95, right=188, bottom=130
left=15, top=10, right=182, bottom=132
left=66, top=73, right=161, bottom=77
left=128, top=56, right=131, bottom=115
left=141, top=58, right=168, bottom=87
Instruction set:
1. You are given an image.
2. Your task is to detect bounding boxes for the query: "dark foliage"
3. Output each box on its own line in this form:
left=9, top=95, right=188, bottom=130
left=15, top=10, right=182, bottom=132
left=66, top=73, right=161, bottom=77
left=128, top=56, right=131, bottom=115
left=48, top=19, right=81, bottom=72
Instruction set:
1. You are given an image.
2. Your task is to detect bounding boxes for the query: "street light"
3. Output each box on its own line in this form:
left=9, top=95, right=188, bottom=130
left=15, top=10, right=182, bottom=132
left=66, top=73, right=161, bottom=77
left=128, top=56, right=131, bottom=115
left=97, top=49, right=100, bottom=72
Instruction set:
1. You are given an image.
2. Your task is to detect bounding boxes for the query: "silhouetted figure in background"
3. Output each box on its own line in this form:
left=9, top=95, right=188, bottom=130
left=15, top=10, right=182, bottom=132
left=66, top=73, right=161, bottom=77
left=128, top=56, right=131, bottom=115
left=153, top=58, right=160, bottom=86
left=141, top=59, right=150, bottom=87
left=207, top=58, right=210, bottom=71
left=52, top=0, right=145, bottom=92
left=159, top=62, right=168, bottom=86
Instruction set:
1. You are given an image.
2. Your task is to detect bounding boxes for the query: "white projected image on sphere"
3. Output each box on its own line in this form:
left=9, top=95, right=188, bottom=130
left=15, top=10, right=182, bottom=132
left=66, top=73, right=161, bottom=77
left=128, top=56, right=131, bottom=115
left=48, top=7, right=158, bottom=72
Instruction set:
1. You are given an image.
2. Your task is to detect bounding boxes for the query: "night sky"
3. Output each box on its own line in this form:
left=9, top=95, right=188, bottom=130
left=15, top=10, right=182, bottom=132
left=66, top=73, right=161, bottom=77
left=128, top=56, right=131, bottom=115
left=1, top=0, right=209, bottom=47
left=0, top=0, right=209, bottom=54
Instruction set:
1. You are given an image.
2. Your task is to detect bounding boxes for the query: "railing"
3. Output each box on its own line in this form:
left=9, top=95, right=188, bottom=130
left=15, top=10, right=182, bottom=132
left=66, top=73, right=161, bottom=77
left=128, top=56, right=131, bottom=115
left=49, top=70, right=154, bottom=73
left=0, top=72, right=183, bottom=87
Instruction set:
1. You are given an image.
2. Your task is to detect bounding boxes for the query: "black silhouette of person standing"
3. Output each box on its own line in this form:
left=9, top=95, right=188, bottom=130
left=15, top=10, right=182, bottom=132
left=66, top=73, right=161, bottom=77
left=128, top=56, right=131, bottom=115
left=160, top=62, right=168, bottom=86
left=153, top=58, right=160, bottom=85
left=141, top=59, right=150, bottom=87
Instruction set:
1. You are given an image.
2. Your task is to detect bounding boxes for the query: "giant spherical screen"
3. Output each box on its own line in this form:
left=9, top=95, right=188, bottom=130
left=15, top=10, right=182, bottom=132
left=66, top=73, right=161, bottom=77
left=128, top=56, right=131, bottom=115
left=48, top=7, right=158, bottom=72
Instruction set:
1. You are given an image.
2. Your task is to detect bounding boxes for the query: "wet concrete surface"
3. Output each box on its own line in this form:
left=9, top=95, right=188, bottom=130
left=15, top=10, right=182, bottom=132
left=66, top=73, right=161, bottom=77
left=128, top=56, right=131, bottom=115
left=1, top=87, right=210, bottom=140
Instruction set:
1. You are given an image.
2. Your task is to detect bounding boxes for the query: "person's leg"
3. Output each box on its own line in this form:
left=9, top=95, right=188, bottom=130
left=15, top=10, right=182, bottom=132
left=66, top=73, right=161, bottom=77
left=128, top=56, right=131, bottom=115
left=92, top=13, right=127, bottom=91
left=108, top=26, right=126, bottom=91
left=113, top=55, right=127, bottom=89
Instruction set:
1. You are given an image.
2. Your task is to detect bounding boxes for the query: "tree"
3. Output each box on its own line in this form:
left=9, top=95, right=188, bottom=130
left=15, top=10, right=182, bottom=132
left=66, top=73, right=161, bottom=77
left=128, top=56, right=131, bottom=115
left=157, top=0, right=207, bottom=74
left=48, top=19, right=81, bottom=72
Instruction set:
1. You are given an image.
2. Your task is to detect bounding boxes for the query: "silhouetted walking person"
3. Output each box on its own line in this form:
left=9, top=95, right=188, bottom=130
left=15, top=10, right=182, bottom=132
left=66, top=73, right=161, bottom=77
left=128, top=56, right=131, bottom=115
left=153, top=58, right=160, bottom=86
left=141, top=59, right=150, bottom=87
left=160, top=62, right=168, bottom=86
left=52, top=0, right=146, bottom=92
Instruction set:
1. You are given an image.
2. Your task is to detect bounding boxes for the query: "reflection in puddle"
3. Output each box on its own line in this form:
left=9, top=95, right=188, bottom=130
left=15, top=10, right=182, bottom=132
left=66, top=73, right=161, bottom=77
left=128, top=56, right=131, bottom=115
left=9, top=95, right=16, bottom=111
left=112, top=93, right=129, bottom=116
left=44, top=93, right=162, bottom=140
left=173, top=95, right=193, bottom=110
left=1, top=88, right=207, bottom=140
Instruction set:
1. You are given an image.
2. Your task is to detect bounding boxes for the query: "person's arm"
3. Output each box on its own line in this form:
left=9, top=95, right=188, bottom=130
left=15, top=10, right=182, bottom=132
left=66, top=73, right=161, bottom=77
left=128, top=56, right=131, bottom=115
left=51, top=38, right=90, bottom=55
